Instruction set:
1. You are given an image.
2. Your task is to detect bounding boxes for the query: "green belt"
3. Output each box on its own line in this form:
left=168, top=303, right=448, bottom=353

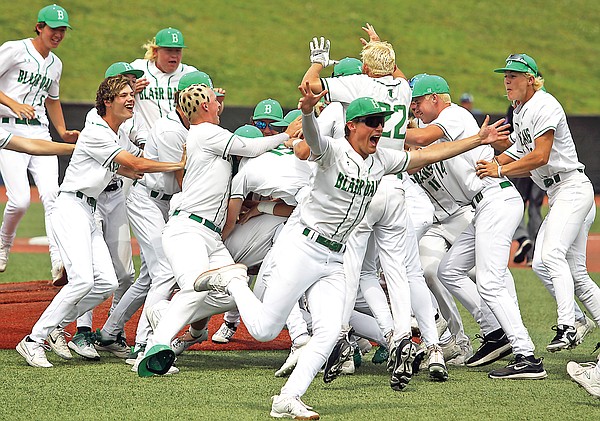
left=173, top=210, right=221, bottom=234
left=1, top=117, right=41, bottom=125
left=302, top=228, right=345, bottom=253
left=543, top=169, right=584, bottom=188
left=150, top=190, right=173, bottom=201
left=472, top=181, right=512, bottom=207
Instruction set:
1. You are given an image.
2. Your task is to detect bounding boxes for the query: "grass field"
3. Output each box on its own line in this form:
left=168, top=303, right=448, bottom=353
left=3, top=1, right=600, bottom=114
left=2, top=269, right=600, bottom=420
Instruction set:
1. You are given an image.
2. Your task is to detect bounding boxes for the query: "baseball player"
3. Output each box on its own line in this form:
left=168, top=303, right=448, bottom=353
left=476, top=53, right=600, bottom=352
left=15, top=75, right=186, bottom=368
left=130, top=27, right=198, bottom=129
left=191, top=83, right=510, bottom=419
left=301, top=27, right=443, bottom=386
left=134, top=83, right=299, bottom=376
left=407, top=74, right=546, bottom=379
left=251, top=99, right=285, bottom=136
left=61, top=62, right=147, bottom=360
left=0, top=4, right=79, bottom=282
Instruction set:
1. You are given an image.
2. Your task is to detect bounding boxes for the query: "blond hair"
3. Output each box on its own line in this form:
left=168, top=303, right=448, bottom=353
left=142, top=39, right=159, bottom=61
left=529, top=73, right=545, bottom=91
left=178, top=84, right=212, bottom=121
left=361, top=41, right=396, bottom=76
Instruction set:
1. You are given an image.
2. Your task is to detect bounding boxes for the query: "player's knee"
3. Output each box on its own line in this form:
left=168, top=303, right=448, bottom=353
left=6, top=196, right=31, bottom=214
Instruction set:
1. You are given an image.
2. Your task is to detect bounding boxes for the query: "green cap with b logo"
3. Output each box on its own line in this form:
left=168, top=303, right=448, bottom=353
left=105, top=62, right=144, bottom=79
left=252, top=99, right=284, bottom=121
left=155, top=27, right=186, bottom=48
left=411, top=75, right=450, bottom=98
left=346, top=97, right=394, bottom=122
left=38, top=4, right=71, bottom=29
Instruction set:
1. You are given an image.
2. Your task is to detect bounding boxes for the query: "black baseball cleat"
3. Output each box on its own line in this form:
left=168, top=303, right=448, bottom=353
left=546, top=324, right=577, bottom=352
left=513, top=238, right=533, bottom=264
left=323, top=328, right=354, bottom=383
left=390, top=338, right=417, bottom=391
left=488, top=354, right=547, bottom=379
left=465, top=328, right=512, bottom=367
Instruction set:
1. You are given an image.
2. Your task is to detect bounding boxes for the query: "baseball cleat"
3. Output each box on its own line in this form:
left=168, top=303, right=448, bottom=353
left=51, top=263, right=68, bottom=287
left=446, top=340, right=474, bottom=366
left=488, top=354, right=547, bottom=380
left=323, top=328, right=354, bottom=383
left=390, top=338, right=417, bottom=391
left=171, top=328, right=208, bottom=356
left=16, top=336, right=53, bottom=368
left=47, top=327, right=73, bottom=360
left=211, top=321, right=238, bottom=344
left=68, top=332, right=100, bottom=360
left=94, top=329, right=130, bottom=358
left=465, top=328, right=512, bottom=367
left=574, top=315, right=596, bottom=345
left=126, top=344, right=146, bottom=365
left=546, top=324, right=577, bottom=352
left=0, top=240, right=10, bottom=272
left=275, top=335, right=310, bottom=378
left=270, top=395, right=319, bottom=420
left=567, top=361, right=600, bottom=398
left=193, top=263, right=248, bottom=294
left=513, top=238, right=533, bottom=264
left=427, top=344, right=449, bottom=382
left=372, top=345, right=389, bottom=364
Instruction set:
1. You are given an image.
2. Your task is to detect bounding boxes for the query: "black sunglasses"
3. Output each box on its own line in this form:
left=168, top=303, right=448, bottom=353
left=354, top=115, right=386, bottom=128
left=506, top=54, right=537, bottom=76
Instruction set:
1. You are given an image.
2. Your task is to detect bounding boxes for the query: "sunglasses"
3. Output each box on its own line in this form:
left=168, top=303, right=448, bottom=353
left=354, top=115, right=386, bottom=128
left=253, top=120, right=279, bottom=131
left=506, top=54, right=537, bottom=76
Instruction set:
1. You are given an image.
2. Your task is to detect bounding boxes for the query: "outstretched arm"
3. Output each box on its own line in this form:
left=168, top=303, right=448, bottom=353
left=298, top=81, right=329, bottom=156
left=5, top=135, right=75, bottom=156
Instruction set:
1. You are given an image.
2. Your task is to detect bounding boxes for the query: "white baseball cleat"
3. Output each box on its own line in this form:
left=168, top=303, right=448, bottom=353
left=193, top=263, right=248, bottom=294
left=68, top=332, right=100, bottom=360
left=0, top=240, right=10, bottom=272
left=171, top=329, right=208, bottom=356
left=428, top=344, right=449, bottom=381
left=567, top=361, right=600, bottom=398
left=51, top=263, right=68, bottom=287
left=575, top=315, right=596, bottom=345
left=16, top=337, right=53, bottom=368
left=274, top=335, right=310, bottom=378
left=211, top=322, right=238, bottom=344
left=270, top=395, right=319, bottom=420
left=47, top=327, right=73, bottom=360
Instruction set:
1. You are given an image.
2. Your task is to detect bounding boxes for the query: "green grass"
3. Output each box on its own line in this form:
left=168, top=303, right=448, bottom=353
left=2, top=269, right=600, bottom=420
left=2, top=0, right=600, bottom=114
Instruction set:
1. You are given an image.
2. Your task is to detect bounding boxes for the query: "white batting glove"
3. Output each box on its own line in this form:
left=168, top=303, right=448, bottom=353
left=309, top=37, right=338, bottom=67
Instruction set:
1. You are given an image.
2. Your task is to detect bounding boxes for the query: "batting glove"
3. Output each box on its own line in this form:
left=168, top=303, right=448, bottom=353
left=309, top=37, right=338, bottom=67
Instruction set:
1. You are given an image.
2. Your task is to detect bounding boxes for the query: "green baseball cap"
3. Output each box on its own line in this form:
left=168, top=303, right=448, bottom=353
left=411, top=75, right=450, bottom=98
left=178, top=71, right=224, bottom=96
left=105, top=62, right=144, bottom=79
left=332, top=57, right=363, bottom=77
left=494, top=54, right=538, bottom=76
left=252, top=99, right=284, bottom=121
left=155, top=27, right=186, bottom=48
left=38, top=4, right=71, bottom=29
left=137, top=345, right=176, bottom=377
left=345, top=97, right=394, bottom=122
left=234, top=124, right=264, bottom=138
left=272, top=109, right=302, bottom=127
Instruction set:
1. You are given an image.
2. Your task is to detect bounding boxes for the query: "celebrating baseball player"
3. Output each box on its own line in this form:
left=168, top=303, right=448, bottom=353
left=16, top=75, right=186, bottom=368
left=0, top=4, right=79, bottom=282
left=476, top=54, right=600, bottom=352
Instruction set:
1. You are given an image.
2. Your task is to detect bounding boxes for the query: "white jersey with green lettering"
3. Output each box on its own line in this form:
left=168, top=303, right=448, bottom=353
left=321, top=74, right=411, bottom=148
left=504, top=90, right=584, bottom=190
left=0, top=38, right=61, bottom=127
left=130, top=59, right=197, bottom=129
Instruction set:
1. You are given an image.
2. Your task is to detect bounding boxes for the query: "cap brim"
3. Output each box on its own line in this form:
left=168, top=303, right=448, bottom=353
left=123, top=70, right=145, bottom=78
left=156, top=44, right=187, bottom=48
left=271, top=121, right=289, bottom=127
left=137, top=345, right=175, bottom=377
left=215, top=91, right=225, bottom=97
left=252, top=115, right=283, bottom=122
left=44, top=21, right=72, bottom=29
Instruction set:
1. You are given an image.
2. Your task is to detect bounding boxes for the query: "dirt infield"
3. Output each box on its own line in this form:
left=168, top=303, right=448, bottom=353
left=0, top=281, right=291, bottom=351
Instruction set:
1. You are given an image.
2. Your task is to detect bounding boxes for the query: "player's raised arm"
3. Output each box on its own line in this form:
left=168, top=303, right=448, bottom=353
left=298, top=81, right=329, bottom=156
left=301, top=37, right=338, bottom=94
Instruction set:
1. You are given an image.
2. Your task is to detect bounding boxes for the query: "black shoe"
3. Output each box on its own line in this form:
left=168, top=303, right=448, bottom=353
left=488, top=354, right=547, bottom=379
left=323, top=328, right=354, bottom=384
left=513, top=238, right=533, bottom=264
left=390, top=338, right=417, bottom=391
left=546, top=324, right=577, bottom=352
left=465, top=329, right=512, bottom=367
